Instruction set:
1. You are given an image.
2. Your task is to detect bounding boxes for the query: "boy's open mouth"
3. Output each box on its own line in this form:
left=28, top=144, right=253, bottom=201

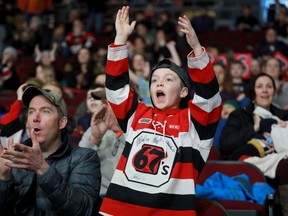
left=156, top=90, right=166, bottom=103
left=156, top=90, right=165, bottom=98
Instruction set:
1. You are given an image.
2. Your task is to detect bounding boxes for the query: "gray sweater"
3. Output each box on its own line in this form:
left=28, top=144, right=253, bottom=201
left=79, top=127, right=125, bottom=197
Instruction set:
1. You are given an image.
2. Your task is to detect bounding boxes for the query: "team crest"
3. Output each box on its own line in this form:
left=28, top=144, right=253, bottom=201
left=124, top=131, right=178, bottom=187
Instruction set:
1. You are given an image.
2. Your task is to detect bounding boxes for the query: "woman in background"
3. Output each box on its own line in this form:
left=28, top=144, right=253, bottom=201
left=220, top=73, right=288, bottom=216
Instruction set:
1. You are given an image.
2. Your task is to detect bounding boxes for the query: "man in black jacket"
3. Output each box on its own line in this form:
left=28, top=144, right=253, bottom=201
left=0, top=86, right=101, bottom=216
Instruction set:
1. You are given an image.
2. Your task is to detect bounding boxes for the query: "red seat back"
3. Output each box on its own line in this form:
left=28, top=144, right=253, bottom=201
left=196, top=197, right=229, bottom=216
left=198, top=160, right=266, bottom=185
left=207, top=145, right=221, bottom=161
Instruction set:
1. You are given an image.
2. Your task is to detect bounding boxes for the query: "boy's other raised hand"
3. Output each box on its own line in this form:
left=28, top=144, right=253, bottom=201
left=178, top=15, right=202, bottom=56
left=114, top=6, right=136, bottom=45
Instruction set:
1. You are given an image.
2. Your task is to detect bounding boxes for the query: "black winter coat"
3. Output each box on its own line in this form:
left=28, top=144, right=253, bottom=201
left=0, top=133, right=101, bottom=216
left=220, top=104, right=288, bottom=157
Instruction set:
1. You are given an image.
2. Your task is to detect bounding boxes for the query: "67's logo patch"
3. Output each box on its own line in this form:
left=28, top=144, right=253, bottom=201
left=132, top=144, right=166, bottom=174
left=124, top=131, right=178, bottom=187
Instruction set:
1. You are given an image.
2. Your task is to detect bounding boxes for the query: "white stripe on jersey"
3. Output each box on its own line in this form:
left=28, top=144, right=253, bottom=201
left=106, top=84, right=130, bottom=105
left=107, top=45, right=128, bottom=61
left=192, top=92, right=222, bottom=113
left=111, top=169, right=196, bottom=195
left=187, top=50, right=209, bottom=70
left=179, top=131, right=212, bottom=160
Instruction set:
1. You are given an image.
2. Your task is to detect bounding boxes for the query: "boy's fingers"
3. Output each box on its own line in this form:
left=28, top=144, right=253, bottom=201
left=120, top=6, right=126, bottom=18
left=123, top=6, right=129, bottom=19
left=116, top=9, right=121, bottom=20
left=116, top=9, right=119, bottom=18
left=130, top=21, right=137, bottom=30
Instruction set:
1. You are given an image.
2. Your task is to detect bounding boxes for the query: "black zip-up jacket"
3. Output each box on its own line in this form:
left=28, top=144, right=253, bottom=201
left=0, top=133, right=101, bottom=216
left=220, top=104, right=288, bottom=158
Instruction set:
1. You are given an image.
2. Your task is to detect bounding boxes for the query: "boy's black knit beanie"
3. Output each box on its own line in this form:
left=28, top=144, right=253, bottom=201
left=149, top=59, right=190, bottom=90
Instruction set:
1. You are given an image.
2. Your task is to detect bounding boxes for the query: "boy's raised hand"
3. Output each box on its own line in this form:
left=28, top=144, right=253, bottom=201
left=178, top=15, right=202, bottom=56
left=114, top=6, right=136, bottom=45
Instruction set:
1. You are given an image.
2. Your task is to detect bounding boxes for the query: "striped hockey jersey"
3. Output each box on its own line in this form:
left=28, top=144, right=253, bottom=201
left=100, top=44, right=222, bottom=216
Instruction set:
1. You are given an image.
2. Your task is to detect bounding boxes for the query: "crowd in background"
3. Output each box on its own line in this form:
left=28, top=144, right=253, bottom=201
left=0, top=0, right=288, bottom=92
left=1, top=0, right=288, bottom=158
